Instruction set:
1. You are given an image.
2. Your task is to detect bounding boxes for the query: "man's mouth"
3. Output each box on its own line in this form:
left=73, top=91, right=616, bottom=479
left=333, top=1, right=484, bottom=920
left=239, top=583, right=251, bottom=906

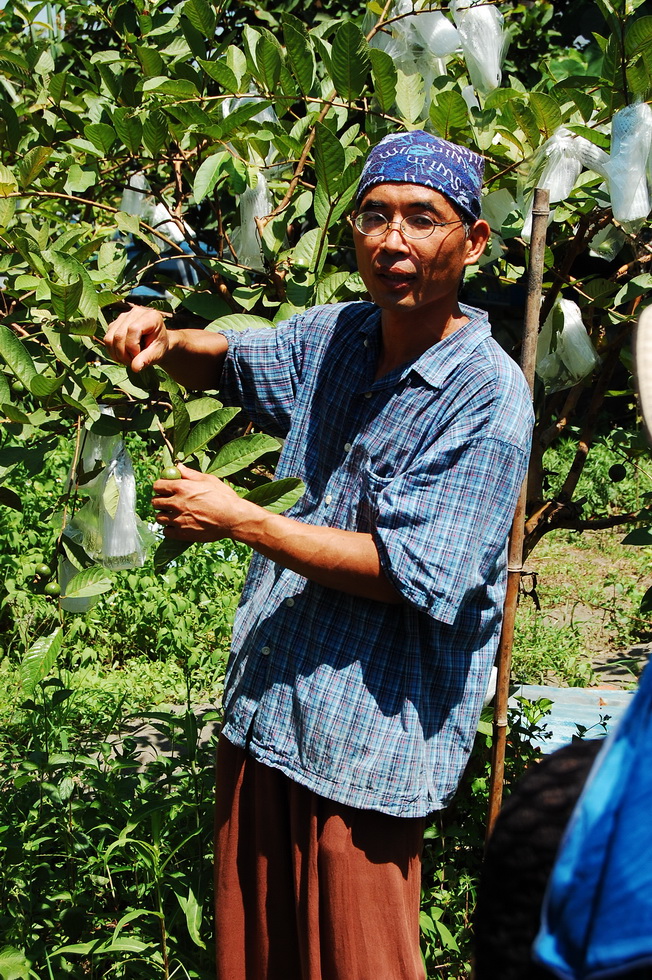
left=376, top=269, right=416, bottom=284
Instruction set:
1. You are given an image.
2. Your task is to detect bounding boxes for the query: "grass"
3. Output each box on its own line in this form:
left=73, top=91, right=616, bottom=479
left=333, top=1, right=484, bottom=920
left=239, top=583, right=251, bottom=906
left=512, top=526, right=652, bottom=687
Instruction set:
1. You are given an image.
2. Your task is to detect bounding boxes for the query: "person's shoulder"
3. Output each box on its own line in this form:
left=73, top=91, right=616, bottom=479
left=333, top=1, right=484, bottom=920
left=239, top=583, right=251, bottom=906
left=291, top=300, right=378, bottom=331
left=460, top=306, right=530, bottom=401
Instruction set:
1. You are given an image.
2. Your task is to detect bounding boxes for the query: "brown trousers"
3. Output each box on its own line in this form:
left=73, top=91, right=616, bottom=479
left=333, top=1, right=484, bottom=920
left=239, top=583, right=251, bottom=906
left=214, top=735, right=426, bottom=980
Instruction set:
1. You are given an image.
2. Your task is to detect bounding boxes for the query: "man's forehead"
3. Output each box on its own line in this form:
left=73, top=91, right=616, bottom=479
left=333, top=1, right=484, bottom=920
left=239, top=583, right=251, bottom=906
left=358, top=183, right=455, bottom=213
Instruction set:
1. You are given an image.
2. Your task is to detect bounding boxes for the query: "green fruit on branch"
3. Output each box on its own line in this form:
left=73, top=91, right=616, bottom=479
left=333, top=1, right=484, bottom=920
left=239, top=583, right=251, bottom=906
left=35, top=563, right=51, bottom=578
left=161, top=466, right=182, bottom=480
left=44, top=581, right=61, bottom=597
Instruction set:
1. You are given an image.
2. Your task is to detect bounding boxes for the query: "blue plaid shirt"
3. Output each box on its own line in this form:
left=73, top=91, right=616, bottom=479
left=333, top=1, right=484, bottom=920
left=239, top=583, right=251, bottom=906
left=218, top=301, right=533, bottom=817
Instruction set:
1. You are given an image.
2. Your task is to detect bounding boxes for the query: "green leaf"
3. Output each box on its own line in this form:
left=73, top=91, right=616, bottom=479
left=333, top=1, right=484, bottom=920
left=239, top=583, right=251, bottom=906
left=183, top=0, right=216, bottom=38
left=29, top=374, right=65, bottom=398
left=136, top=44, right=165, bottom=77
left=20, top=627, right=64, bottom=696
left=103, top=474, right=121, bottom=519
left=395, top=69, right=425, bottom=125
left=622, top=526, right=652, bottom=545
left=50, top=277, right=84, bottom=323
left=193, top=151, right=229, bottom=204
left=640, top=584, right=652, bottom=614
left=172, top=396, right=191, bottom=454
left=208, top=433, right=281, bottom=477
left=143, top=110, right=168, bottom=157
left=243, top=477, right=305, bottom=513
left=199, top=58, right=239, bottom=94
left=181, top=290, right=231, bottom=320
left=84, top=123, right=116, bottom=156
left=0, top=945, right=31, bottom=980
left=615, top=273, right=652, bottom=307
left=0, top=163, right=17, bottom=196
left=283, top=15, right=315, bottom=96
left=255, top=35, right=282, bottom=92
left=0, top=486, right=22, bottom=511
left=113, top=108, right=143, bottom=155
left=18, top=145, right=53, bottom=189
left=429, top=90, right=469, bottom=139
left=625, top=14, right=652, bottom=57
left=0, top=100, right=20, bottom=152
left=181, top=407, right=240, bottom=456
left=177, top=887, right=206, bottom=949
left=0, top=324, right=37, bottom=387
left=153, top=537, right=192, bottom=572
left=0, top=197, right=14, bottom=229
left=52, top=938, right=150, bottom=956
left=292, top=226, right=324, bottom=275
left=330, top=21, right=370, bottom=102
left=529, top=92, right=563, bottom=140
left=206, top=313, right=275, bottom=332
left=63, top=566, right=114, bottom=599
left=313, top=123, right=345, bottom=199
left=369, top=48, right=397, bottom=114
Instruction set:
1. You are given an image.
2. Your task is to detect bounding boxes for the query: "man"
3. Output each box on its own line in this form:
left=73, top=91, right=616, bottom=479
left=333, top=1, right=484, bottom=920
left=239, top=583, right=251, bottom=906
left=105, top=130, right=534, bottom=980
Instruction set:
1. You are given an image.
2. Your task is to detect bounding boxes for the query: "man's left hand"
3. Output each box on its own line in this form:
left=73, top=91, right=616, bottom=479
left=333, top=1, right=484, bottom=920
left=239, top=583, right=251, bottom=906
left=152, top=464, right=246, bottom=541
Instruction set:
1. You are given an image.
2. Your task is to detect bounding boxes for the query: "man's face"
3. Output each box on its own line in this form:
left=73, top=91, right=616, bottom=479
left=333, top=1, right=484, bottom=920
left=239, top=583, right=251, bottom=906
left=352, top=183, right=488, bottom=320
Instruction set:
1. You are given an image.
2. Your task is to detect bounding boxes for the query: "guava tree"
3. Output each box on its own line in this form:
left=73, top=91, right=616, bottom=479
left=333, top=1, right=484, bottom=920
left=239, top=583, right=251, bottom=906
left=0, top=0, right=650, bottom=615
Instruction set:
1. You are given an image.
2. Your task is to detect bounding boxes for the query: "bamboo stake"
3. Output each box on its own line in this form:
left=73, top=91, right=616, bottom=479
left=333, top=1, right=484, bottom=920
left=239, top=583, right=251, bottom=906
left=485, top=187, right=550, bottom=841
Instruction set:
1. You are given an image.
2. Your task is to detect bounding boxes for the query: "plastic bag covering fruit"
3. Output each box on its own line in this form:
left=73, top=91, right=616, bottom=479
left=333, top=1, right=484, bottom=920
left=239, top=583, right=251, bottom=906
left=521, top=128, right=609, bottom=240
left=450, top=0, right=507, bottom=95
left=235, top=171, right=272, bottom=271
left=120, top=171, right=193, bottom=244
left=368, top=1, right=459, bottom=111
left=634, top=305, right=652, bottom=447
left=536, top=299, right=600, bottom=395
left=603, top=102, right=652, bottom=233
left=65, top=410, right=156, bottom=573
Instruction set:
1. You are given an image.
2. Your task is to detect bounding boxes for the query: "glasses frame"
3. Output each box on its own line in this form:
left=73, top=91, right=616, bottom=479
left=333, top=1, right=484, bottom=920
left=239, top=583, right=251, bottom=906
left=351, top=211, right=466, bottom=240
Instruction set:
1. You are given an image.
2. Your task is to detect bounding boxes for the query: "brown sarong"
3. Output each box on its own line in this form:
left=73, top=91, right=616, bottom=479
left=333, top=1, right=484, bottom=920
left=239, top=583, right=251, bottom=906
left=214, top=734, right=426, bottom=980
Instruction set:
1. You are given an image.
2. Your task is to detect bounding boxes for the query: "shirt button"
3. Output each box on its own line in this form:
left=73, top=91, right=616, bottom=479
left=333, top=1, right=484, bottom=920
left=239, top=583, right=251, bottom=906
left=261, top=646, right=271, bottom=656
left=364, top=391, right=372, bottom=398
left=286, top=598, right=295, bottom=607
left=344, top=443, right=352, bottom=452
left=363, top=338, right=369, bottom=347
left=324, top=493, right=333, bottom=504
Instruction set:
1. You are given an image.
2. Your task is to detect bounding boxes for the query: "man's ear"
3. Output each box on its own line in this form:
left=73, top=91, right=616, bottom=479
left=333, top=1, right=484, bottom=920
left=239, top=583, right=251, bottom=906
left=464, top=220, right=491, bottom=266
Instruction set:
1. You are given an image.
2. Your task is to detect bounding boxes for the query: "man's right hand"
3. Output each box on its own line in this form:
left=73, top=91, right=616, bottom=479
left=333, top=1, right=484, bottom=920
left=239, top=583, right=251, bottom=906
left=104, top=304, right=170, bottom=373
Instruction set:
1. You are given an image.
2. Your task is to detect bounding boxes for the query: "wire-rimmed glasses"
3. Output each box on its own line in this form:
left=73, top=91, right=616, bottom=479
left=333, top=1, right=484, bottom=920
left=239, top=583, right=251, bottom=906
left=352, top=212, right=464, bottom=240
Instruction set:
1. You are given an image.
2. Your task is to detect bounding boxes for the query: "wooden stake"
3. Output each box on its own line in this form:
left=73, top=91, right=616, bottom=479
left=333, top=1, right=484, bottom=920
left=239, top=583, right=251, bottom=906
left=486, top=187, right=550, bottom=841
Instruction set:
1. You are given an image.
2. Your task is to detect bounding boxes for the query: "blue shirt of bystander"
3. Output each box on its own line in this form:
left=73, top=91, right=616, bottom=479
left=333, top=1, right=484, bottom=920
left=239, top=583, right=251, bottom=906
left=218, top=299, right=533, bottom=818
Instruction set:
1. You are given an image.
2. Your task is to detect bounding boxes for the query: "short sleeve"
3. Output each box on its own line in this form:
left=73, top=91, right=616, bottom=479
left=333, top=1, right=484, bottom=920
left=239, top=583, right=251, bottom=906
left=219, top=314, right=307, bottom=438
left=370, top=437, right=529, bottom=625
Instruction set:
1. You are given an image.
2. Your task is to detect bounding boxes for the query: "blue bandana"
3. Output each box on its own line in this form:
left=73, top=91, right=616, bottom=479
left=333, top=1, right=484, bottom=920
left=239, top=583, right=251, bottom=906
left=356, top=131, right=484, bottom=223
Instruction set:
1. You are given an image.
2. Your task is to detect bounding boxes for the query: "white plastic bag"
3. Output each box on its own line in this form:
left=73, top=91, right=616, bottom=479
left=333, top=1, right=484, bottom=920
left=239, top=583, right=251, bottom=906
left=604, top=102, right=652, bottom=232
left=234, top=171, right=272, bottom=271
left=369, top=1, right=457, bottom=106
left=536, top=299, right=600, bottom=394
left=450, top=0, right=507, bottom=95
left=66, top=416, right=155, bottom=572
left=522, top=128, right=609, bottom=239
left=120, top=172, right=193, bottom=243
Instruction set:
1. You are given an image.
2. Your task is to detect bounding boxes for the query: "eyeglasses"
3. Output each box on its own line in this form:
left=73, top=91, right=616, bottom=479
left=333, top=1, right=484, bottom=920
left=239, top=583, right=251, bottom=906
left=352, top=211, right=464, bottom=240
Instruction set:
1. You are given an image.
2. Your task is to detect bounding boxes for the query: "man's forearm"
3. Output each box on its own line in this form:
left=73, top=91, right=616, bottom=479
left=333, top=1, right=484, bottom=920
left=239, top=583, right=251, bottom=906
left=161, top=328, right=229, bottom=390
left=233, top=505, right=402, bottom=604
left=153, top=466, right=403, bottom=604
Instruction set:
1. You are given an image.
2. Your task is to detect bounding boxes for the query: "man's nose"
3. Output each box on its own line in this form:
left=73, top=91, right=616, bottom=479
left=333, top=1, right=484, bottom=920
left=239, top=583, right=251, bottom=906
left=382, top=222, right=411, bottom=248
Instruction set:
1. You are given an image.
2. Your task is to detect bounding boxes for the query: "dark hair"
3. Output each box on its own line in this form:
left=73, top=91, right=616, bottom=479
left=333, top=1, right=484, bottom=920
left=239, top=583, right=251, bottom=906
left=474, top=739, right=603, bottom=980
